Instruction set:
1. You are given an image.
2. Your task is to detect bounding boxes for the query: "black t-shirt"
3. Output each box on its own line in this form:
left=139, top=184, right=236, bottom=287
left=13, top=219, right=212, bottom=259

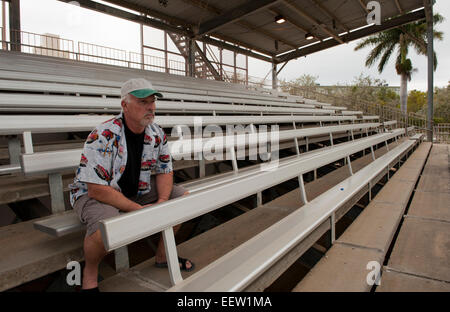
left=118, top=119, right=145, bottom=198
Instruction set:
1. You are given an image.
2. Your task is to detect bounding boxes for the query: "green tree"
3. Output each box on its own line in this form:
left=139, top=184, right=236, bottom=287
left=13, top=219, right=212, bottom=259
left=354, top=13, right=444, bottom=114
left=280, top=74, right=319, bottom=98
left=407, top=90, right=427, bottom=113
left=433, top=83, right=450, bottom=123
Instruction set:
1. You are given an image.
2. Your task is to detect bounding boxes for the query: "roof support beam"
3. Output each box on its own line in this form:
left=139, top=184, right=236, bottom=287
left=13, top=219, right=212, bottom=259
left=281, top=0, right=345, bottom=44
left=309, top=0, right=350, bottom=32
left=394, top=0, right=403, bottom=13
left=276, top=9, right=426, bottom=63
left=185, top=0, right=296, bottom=50
left=57, top=0, right=192, bottom=36
left=103, top=0, right=191, bottom=28
left=357, top=0, right=369, bottom=14
left=201, top=36, right=273, bottom=62
left=196, top=0, right=280, bottom=37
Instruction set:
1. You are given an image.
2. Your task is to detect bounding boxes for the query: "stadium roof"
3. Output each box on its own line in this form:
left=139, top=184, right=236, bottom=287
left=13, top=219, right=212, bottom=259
left=60, top=0, right=427, bottom=63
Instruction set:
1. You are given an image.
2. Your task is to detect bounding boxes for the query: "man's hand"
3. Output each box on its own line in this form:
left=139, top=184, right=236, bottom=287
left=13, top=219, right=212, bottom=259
left=87, top=183, right=142, bottom=212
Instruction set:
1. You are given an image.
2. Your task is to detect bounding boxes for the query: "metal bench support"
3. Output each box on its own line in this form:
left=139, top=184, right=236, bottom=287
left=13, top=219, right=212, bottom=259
left=8, top=136, right=21, bottom=165
left=162, top=227, right=183, bottom=285
left=114, top=246, right=130, bottom=272
left=48, top=172, right=65, bottom=213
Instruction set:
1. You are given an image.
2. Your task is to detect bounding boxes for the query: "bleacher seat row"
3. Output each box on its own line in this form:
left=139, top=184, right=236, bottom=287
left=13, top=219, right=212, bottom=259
left=0, top=50, right=420, bottom=292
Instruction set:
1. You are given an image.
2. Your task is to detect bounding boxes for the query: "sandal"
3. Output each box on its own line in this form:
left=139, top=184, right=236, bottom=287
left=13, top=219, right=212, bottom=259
left=155, top=256, right=195, bottom=272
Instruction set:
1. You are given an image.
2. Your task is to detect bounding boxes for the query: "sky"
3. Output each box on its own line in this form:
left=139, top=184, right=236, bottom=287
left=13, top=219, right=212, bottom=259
left=7, top=0, right=450, bottom=91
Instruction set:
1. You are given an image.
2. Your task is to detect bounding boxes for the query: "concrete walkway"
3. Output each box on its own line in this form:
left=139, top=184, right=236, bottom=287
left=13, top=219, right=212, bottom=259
left=377, top=144, right=450, bottom=291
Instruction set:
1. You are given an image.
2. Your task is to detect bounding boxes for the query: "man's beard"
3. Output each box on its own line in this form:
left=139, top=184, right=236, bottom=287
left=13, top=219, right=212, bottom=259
left=140, top=114, right=154, bottom=127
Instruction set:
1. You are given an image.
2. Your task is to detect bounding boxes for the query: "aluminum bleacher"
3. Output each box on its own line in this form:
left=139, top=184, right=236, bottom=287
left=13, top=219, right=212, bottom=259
left=0, top=50, right=426, bottom=293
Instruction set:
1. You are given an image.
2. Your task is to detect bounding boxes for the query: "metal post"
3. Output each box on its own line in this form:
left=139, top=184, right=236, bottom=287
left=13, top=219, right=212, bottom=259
left=162, top=227, right=183, bottom=285
left=8, top=136, right=21, bottom=165
left=425, top=0, right=434, bottom=142
left=347, top=156, right=353, bottom=175
left=114, top=246, right=130, bottom=272
left=198, top=158, right=205, bottom=178
left=293, top=122, right=300, bottom=155
left=257, top=191, right=262, bottom=207
left=272, top=61, right=277, bottom=90
left=2, top=1, right=7, bottom=50
left=330, top=213, right=336, bottom=244
left=140, top=16, right=144, bottom=70
left=23, top=131, right=33, bottom=154
left=48, top=173, right=65, bottom=213
left=9, top=0, right=21, bottom=52
left=229, top=147, right=238, bottom=173
left=187, top=39, right=195, bottom=77
left=298, top=174, right=308, bottom=205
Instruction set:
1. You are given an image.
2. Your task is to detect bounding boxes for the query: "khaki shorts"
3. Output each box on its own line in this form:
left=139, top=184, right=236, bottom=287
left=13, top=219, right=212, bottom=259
left=73, top=176, right=187, bottom=237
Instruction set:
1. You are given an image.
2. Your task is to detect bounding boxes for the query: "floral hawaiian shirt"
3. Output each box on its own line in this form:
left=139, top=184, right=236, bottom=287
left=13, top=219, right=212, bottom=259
left=69, top=112, right=172, bottom=207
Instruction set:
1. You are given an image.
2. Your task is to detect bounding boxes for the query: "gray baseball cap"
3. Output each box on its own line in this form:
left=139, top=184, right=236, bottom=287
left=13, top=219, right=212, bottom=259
left=121, top=78, right=163, bottom=99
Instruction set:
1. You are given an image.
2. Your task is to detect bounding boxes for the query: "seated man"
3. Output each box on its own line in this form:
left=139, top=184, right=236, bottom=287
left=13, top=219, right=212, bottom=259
left=69, top=78, right=194, bottom=292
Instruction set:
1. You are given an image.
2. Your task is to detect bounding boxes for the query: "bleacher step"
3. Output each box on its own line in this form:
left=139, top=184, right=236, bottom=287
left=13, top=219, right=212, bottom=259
left=0, top=216, right=84, bottom=291
left=377, top=143, right=450, bottom=291
left=292, top=142, right=431, bottom=292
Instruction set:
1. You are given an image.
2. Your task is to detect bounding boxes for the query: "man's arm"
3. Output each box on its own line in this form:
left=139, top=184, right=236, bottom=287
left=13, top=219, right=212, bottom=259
left=155, top=171, right=173, bottom=204
left=87, top=183, right=142, bottom=212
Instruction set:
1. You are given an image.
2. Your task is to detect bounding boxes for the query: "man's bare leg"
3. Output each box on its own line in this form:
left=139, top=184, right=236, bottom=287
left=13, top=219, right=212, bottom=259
left=82, top=229, right=107, bottom=289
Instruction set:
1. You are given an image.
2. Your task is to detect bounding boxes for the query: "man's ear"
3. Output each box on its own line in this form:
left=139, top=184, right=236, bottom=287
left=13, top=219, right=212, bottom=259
left=121, top=99, right=127, bottom=111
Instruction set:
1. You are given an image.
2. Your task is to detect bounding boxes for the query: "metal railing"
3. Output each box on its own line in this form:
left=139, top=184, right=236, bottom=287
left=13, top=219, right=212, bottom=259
left=77, top=41, right=127, bottom=66
left=434, top=123, right=450, bottom=143
left=284, top=85, right=433, bottom=135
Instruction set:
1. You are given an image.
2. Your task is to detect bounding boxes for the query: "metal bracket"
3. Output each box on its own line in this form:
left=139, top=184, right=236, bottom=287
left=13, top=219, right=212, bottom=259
left=48, top=172, right=65, bottom=213
left=23, top=131, right=34, bottom=154
left=198, top=153, right=205, bottom=178
left=8, top=136, right=21, bottom=165
left=347, top=156, right=353, bottom=175
left=330, top=213, right=336, bottom=244
left=298, top=174, right=308, bottom=205
left=257, top=191, right=262, bottom=207
left=228, top=147, right=238, bottom=173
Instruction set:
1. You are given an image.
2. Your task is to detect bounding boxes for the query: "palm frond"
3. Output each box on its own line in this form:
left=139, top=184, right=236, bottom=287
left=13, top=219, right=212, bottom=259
left=377, top=42, right=396, bottom=73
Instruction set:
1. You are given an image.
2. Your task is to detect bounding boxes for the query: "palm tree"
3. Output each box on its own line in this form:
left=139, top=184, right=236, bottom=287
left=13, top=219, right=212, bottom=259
left=354, top=14, right=444, bottom=114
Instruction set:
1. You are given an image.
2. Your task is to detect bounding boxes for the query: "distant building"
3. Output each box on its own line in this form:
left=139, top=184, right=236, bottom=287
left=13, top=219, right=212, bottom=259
left=34, top=33, right=71, bottom=59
